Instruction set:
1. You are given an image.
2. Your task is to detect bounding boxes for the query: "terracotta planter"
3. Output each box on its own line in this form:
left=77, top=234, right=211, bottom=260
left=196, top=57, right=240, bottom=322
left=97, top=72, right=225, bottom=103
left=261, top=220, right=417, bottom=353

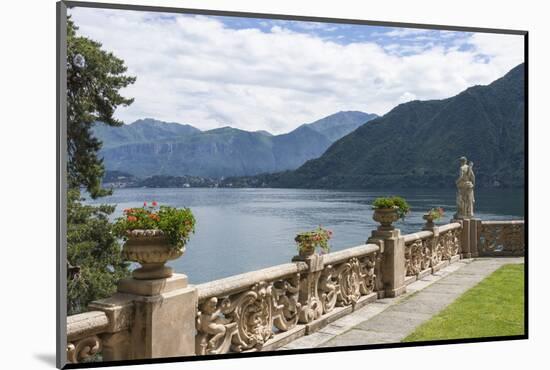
left=372, top=207, right=399, bottom=230
left=122, top=229, right=184, bottom=280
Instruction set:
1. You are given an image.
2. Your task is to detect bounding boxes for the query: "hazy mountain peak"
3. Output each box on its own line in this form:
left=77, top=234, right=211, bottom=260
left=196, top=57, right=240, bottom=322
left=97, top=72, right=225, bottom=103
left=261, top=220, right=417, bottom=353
left=94, top=110, right=377, bottom=178
left=269, top=63, right=525, bottom=189
left=302, top=110, right=378, bottom=141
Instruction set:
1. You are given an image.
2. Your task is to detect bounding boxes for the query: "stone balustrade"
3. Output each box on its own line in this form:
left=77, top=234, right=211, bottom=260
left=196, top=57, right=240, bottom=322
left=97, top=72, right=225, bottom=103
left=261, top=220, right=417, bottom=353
left=478, top=220, right=525, bottom=256
left=402, top=222, right=462, bottom=285
left=66, top=311, right=109, bottom=363
left=65, top=219, right=525, bottom=364
left=195, top=243, right=379, bottom=355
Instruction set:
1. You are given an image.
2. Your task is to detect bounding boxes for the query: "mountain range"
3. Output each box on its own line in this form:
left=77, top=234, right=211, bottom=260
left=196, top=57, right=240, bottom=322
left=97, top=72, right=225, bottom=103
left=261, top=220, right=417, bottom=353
left=254, top=63, right=525, bottom=189
left=94, top=111, right=377, bottom=178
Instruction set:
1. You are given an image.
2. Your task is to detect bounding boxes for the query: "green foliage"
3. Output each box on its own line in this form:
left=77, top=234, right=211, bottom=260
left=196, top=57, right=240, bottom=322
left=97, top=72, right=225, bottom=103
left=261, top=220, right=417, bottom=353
left=427, top=207, right=445, bottom=220
left=294, top=227, right=333, bottom=254
left=67, top=189, right=130, bottom=315
left=66, top=19, right=135, bottom=314
left=403, top=264, right=524, bottom=342
left=113, top=203, right=196, bottom=250
left=372, top=196, right=410, bottom=219
left=67, top=17, right=136, bottom=198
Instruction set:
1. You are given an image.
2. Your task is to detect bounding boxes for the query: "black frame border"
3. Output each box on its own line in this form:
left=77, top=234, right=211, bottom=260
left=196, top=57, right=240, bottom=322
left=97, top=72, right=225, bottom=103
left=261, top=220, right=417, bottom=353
left=57, top=1, right=529, bottom=369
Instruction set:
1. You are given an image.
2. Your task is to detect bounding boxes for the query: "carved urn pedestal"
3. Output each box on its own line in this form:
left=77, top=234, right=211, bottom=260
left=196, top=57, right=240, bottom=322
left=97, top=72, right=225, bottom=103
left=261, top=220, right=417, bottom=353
left=122, top=229, right=184, bottom=280
left=422, top=214, right=436, bottom=230
left=372, top=207, right=400, bottom=231
left=368, top=207, right=406, bottom=298
left=297, top=243, right=316, bottom=259
left=108, top=229, right=197, bottom=360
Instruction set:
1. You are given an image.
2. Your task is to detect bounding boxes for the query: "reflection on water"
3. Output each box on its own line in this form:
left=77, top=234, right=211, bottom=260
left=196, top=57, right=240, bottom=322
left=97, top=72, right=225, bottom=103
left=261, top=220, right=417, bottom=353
left=86, top=188, right=524, bottom=283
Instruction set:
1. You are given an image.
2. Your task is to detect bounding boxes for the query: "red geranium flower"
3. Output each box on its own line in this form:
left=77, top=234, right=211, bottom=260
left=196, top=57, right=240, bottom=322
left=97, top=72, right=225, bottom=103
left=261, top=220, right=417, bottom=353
left=152, top=201, right=158, bottom=207
left=143, top=202, right=147, bottom=207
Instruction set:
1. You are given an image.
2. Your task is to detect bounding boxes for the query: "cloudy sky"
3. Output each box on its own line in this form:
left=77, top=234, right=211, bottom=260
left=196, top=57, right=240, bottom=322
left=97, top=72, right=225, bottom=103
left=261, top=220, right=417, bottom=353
left=69, top=7, right=524, bottom=134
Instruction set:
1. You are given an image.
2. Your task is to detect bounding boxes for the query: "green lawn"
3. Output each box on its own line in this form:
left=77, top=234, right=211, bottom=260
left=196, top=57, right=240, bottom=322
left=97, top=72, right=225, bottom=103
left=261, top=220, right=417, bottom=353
left=403, top=263, right=525, bottom=342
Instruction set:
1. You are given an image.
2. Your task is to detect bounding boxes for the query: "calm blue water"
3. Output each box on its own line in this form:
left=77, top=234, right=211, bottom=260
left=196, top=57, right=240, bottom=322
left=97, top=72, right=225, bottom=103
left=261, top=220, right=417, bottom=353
left=86, top=188, right=524, bottom=283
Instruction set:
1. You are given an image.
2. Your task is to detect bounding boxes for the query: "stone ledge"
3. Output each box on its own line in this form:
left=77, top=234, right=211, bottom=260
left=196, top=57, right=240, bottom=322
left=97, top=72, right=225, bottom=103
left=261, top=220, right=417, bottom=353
left=417, top=268, right=432, bottom=280
left=67, top=311, right=109, bottom=341
left=404, top=275, right=416, bottom=286
left=431, top=260, right=449, bottom=273
left=117, top=273, right=188, bottom=296
left=88, top=293, right=134, bottom=333
left=262, top=325, right=307, bottom=352
left=450, top=255, right=461, bottom=264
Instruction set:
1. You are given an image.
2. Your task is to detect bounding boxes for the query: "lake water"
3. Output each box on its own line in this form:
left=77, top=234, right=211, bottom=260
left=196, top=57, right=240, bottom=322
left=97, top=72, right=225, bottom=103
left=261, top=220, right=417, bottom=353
left=86, top=188, right=524, bottom=283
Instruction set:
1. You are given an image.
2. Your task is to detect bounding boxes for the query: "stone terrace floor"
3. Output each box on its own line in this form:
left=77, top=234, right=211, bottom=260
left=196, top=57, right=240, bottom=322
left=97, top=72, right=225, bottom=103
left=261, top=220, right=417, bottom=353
left=279, top=257, right=524, bottom=350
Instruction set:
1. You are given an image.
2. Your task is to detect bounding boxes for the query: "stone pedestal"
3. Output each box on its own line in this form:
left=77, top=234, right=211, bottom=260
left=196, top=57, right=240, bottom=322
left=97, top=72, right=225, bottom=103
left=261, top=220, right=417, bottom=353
left=471, top=218, right=481, bottom=257
left=119, top=274, right=197, bottom=359
left=91, top=274, right=198, bottom=361
left=459, top=219, right=472, bottom=258
left=452, top=218, right=481, bottom=259
left=368, top=229, right=406, bottom=298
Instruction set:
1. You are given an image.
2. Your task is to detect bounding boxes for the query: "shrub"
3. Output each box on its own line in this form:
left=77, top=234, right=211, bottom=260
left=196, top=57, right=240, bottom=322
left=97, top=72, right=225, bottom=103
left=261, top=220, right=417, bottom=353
left=295, top=227, right=333, bottom=254
left=427, top=207, right=445, bottom=220
left=113, top=202, right=195, bottom=250
left=372, top=196, right=411, bottom=219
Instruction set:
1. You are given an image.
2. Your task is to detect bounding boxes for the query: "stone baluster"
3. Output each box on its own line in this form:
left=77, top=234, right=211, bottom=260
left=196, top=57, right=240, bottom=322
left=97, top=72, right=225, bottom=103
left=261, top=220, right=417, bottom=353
left=291, top=253, right=325, bottom=327
left=367, top=218, right=406, bottom=298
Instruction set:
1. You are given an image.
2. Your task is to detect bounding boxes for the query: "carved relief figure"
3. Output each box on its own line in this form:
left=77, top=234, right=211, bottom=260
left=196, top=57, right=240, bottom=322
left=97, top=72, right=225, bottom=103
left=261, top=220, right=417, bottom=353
left=361, top=256, right=376, bottom=294
left=455, top=156, right=475, bottom=219
left=196, top=297, right=234, bottom=354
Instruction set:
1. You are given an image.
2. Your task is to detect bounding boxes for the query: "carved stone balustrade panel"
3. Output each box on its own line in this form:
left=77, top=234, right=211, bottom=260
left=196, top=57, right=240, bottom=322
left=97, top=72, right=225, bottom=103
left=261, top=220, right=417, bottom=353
left=479, top=222, right=525, bottom=256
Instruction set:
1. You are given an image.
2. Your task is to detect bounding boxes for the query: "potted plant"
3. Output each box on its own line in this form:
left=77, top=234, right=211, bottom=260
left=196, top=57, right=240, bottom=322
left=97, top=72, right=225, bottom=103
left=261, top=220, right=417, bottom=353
left=113, top=201, right=195, bottom=279
left=294, top=227, right=332, bottom=258
left=423, top=207, right=445, bottom=227
left=372, top=196, right=410, bottom=230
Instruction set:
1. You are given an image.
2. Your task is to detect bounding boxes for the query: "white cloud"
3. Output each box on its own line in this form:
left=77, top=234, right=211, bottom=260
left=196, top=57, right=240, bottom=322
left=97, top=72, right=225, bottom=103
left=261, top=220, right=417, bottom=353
left=69, top=8, right=524, bottom=134
left=376, top=28, right=432, bottom=37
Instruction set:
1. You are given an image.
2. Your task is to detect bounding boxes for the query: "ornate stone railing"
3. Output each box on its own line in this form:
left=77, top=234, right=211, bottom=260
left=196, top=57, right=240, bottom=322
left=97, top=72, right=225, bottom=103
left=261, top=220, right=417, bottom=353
left=403, top=222, right=462, bottom=283
left=194, top=243, right=379, bottom=355
left=66, top=294, right=134, bottom=364
left=66, top=311, right=108, bottom=363
left=438, top=222, right=462, bottom=261
left=64, top=217, right=523, bottom=365
left=478, top=220, right=525, bottom=256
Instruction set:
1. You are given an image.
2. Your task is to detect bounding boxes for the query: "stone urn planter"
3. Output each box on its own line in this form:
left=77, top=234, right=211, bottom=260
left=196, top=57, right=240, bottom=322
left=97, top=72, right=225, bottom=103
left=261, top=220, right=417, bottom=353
left=372, top=207, right=400, bottom=230
left=294, top=227, right=332, bottom=260
left=122, top=229, right=184, bottom=280
left=422, top=213, right=436, bottom=228
left=298, top=242, right=316, bottom=258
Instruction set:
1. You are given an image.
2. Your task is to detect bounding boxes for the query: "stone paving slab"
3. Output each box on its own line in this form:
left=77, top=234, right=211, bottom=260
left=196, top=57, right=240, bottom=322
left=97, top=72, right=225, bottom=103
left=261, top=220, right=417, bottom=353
left=319, top=329, right=403, bottom=347
left=354, top=310, right=432, bottom=333
left=279, top=257, right=523, bottom=350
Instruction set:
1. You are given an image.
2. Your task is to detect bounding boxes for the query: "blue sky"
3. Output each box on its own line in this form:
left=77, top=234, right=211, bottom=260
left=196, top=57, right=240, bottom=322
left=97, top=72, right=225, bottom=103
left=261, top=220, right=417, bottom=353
left=69, top=8, right=523, bottom=134
left=220, top=16, right=476, bottom=53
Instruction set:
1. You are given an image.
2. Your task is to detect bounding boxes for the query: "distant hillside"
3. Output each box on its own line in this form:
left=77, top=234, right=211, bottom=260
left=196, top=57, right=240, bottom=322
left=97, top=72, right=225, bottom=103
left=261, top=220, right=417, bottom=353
left=93, top=111, right=376, bottom=178
left=94, top=118, right=201, bottom=149
left=262, top=63, right=525, bottom=189
left=302, top=111, right=378, bottom=141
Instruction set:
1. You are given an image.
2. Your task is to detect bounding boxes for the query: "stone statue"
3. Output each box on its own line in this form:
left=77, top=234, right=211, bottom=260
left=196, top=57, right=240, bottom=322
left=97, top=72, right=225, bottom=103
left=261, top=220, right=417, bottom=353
left=455, top=156, right=475, bottom=219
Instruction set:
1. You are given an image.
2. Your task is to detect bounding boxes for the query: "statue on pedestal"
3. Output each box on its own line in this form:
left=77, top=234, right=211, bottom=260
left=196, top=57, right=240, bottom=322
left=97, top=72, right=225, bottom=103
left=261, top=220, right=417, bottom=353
left=455, top=156, right=475, bottom=219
